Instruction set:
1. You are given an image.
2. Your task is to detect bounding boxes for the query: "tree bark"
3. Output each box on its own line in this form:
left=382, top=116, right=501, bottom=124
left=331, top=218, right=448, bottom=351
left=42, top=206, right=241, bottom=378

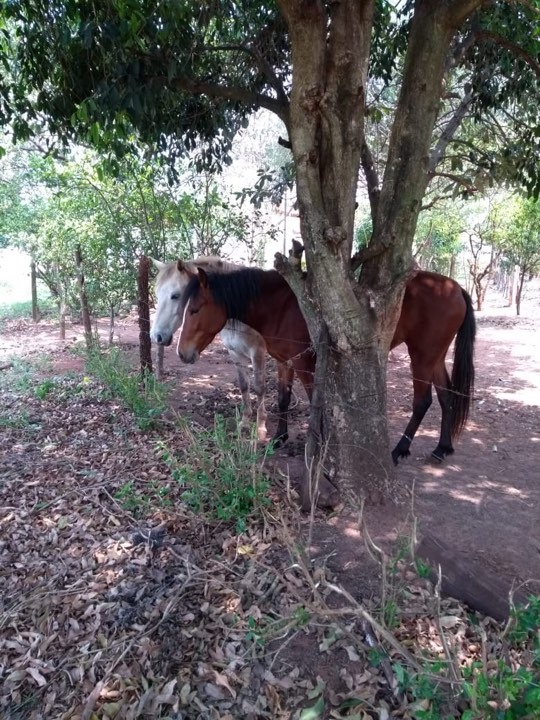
left=137, top=256, right=153, bottom=376
left=75, top=245, right=94, bottom=350
left=30, top=261, right=39, bottom=323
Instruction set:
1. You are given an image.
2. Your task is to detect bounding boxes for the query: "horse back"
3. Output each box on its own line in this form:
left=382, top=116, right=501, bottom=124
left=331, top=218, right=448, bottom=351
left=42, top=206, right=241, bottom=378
left=392, top=271, right=467, bottom=354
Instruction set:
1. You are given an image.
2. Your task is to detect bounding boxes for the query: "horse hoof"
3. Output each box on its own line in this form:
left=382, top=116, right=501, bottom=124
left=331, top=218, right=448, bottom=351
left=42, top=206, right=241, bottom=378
left=431, top=446, right=454, bottom=463
left=391, top=449, right=410, bottom=465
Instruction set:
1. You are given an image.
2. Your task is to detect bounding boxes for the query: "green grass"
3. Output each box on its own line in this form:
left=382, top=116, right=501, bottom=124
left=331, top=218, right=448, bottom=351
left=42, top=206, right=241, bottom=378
left=0, top=296, right=58, bottom=326
left=158, top=414, right=272, bottom=532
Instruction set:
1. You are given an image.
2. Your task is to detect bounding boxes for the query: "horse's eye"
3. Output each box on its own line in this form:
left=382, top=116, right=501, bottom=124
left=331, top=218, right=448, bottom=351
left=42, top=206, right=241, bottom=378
left=170, top=293, right=180, bottom=301
left=190, top=307, right=200, bottom=315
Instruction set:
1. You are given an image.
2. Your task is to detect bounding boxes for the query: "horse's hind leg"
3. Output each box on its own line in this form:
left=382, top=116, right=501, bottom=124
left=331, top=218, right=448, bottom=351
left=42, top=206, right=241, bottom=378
left=272, top=362, right=294, bottom=447
left=431, top=362, right=455, bottom=462
left=391, top=362, right=433, bottom=464
left=250, top=345, right=268, bottom=442
left=225, top=345, right=253, bottom=426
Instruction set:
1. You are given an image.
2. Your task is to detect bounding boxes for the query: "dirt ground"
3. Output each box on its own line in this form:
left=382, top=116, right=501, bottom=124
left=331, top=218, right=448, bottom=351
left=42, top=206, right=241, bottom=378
left=1, top=281, right=539, bottom=717
left=2, top=282, right=539, bottom=600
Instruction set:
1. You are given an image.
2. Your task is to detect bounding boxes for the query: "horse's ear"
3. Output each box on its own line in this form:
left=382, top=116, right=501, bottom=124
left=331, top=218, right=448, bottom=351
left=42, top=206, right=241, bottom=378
left=197, top=267, right=209, bottom=288
left=150, top=258, right=166, bottom=271
left=177, top=259, right=186, bottom=273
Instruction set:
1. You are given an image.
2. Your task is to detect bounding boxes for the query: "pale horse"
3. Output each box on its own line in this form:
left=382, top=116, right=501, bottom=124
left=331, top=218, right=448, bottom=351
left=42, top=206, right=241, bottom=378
left=149, top=257, right=269, bottom=441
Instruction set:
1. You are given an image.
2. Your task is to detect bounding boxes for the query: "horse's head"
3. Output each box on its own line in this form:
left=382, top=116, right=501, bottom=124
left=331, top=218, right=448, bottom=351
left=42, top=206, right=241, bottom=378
left=150, top=259, right=195, bottom=346
left=177, top=268, right=228, bottom=364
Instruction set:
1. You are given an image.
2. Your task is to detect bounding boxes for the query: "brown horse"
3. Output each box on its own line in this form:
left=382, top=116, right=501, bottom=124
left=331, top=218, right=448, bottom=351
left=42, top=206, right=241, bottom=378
left=176, top=264, right=476, bottom=463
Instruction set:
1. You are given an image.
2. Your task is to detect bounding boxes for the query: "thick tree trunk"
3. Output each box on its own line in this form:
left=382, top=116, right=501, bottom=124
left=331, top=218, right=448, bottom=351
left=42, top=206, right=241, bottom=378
left=30, top=261, right=39, bottom=323
left=278, top=0, right=478, bottom=505
left=137, top=256, right=153, bottom=376
left=75, top=245, right=94, bottom=350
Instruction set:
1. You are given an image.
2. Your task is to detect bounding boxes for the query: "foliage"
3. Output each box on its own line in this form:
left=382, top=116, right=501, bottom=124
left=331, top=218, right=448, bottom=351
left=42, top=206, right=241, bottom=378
left=0, top=147, right=255, bottom=320
left=414, top=204, right=465, bottom=275
left=158, top=415, right=271, bottom=532
left=85, top=346, right=166, bottom=430
left=498, top=198, right=540, bottom=277
left=1, top=2, right=538, bottom=197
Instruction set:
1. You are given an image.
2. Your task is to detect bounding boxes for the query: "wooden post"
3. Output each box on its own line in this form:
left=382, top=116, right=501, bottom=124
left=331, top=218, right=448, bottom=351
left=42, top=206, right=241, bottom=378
left=75, top=245, right=94, bottom=350
left=137, top=256, right=153, bottom=376
left=156, top=344, right=165, bottom=380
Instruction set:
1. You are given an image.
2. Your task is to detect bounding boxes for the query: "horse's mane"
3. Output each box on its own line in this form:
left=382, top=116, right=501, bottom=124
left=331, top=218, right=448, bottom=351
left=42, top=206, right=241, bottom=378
left=182, top=267, right=267, bottom=322
left=155, top=256, right=244, bottom=290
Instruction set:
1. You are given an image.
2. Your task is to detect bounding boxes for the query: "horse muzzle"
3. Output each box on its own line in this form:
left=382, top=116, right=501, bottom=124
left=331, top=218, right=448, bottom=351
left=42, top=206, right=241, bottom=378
left=151, top=331, right=173, bottom=346
left=177, top=347, right=199, bottom=364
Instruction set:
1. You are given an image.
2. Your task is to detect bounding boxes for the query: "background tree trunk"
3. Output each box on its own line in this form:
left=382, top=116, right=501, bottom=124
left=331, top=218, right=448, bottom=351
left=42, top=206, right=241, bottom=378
left=75, top=244, right=94, bottom=350
left=59, top=296, right=67, bottom=341
left=515, top=267, right=526, bottom=316
left=108, top=304, right=115, bottom=346
left=30, top=261, right=39, bottom=323
left=137, top=256, right=153, bottom=376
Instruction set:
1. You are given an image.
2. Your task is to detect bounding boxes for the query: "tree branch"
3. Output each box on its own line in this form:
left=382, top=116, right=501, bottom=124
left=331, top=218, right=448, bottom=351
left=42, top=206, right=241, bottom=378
left=447, top=0, right=489, bottom=28
left=429, top=90, right=474, bottom=173
left=475, top=30, right=540, bottom=78
left=360, top=139, right=380, bottom=218
left=274, top=240, right=306, bottom=299
left=203, top=42, right=290, bottom=108
left=351, top=242, right=386, bottom=272
left=165, top=75, right=290, bottom=126
left=428, top=170, right=477, bottom=192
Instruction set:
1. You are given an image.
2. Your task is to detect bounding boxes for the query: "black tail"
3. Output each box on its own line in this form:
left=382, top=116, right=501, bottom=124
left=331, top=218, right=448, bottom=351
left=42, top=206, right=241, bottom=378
left=450, top=289, right=476, bottom=438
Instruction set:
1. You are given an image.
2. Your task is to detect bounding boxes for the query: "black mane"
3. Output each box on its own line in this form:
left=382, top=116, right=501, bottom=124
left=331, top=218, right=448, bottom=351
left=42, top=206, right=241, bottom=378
left=182, top=268, right=267, bottom=322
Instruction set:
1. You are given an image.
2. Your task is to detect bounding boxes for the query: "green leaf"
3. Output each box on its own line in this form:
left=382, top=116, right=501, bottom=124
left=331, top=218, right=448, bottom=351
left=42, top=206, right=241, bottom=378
left=299, top=695, right=325, bottom=720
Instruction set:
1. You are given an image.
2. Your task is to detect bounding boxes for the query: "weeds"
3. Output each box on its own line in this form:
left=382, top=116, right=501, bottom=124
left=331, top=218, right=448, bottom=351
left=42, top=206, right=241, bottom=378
left=114, top=479, right=173, bottom=517
left=85, top=347, right=166, bottom=430
left=158, top=414, right=271, bottom=532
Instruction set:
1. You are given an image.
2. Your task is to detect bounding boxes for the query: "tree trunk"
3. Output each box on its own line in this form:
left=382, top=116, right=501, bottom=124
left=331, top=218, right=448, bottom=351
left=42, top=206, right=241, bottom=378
left=515, top=266, right=526, bottom=316
left=108, top=304, right=115, bottom=346
left=75, top=245, right=94, bottom=350
left=448, top=254, right=456, bottom=279
left=507, top=264, right=519, bottom=307
left=30, top=261, right=39, bottom=323
left=137, top=256, right=153, bottom=376
left=278, top=0, right=474, bottom=505
left=59, top=297, right=67, bottom=341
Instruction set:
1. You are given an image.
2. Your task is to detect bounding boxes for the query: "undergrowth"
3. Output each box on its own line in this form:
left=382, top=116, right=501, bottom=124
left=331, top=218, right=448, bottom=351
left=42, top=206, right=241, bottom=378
left=85, top=346, right=166, bottom=430
left=369, top=534, right=540, bottom=720
left=157, top=414, right=272, bottom=532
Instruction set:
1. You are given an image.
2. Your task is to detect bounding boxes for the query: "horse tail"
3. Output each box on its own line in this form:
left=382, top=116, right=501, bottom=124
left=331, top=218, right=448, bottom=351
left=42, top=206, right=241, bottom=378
left=450, top=289, right=476, bottom=438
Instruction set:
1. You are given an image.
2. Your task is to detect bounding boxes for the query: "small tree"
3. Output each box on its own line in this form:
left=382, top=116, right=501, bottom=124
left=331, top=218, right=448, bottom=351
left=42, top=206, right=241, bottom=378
left=466, top=200, right=509, bottom=310
left=499, top=198, right=540, bottom=315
